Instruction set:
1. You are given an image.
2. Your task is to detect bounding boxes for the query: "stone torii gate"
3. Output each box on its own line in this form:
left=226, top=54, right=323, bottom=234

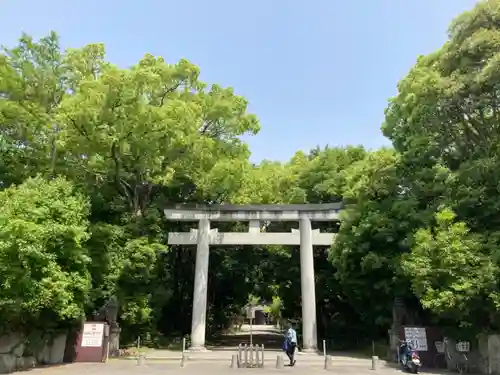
left=164, top=203, right=341, bottom=352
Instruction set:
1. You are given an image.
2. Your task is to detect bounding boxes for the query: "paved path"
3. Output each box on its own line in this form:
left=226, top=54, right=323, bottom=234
left=26, top=325, right=449, bottom=374
left=26, top=359, right=454, bottom=375
left=23, top=360, right=449, bottom=375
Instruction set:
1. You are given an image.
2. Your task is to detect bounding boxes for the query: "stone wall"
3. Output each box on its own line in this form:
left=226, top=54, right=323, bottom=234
left=444, top=337, right=480, bottom=372
left=388, top=327, right=500, bottom=374
left=487, top=334, right=500, bottom=374
left=443, top=335, right=500, bottom=374
left=0, top=332, right=67, bottom=374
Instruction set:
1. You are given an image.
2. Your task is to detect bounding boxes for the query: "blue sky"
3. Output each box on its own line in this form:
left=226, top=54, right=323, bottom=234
left=1, top=0, right=478, bottom=162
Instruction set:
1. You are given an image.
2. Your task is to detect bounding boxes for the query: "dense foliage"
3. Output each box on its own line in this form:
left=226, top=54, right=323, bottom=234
left=2, top=0, right=500, bottom=348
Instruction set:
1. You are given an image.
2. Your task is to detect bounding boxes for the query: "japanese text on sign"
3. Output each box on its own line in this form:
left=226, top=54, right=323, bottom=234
left=81, top=323, right=104, bottom=347
left=404, top=327, right=428, bottom=351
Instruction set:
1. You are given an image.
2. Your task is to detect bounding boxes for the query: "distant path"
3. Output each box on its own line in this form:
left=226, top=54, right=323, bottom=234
left=209, top=324, right=284, bottom=349
left=227, top=324, right=283, bottom=335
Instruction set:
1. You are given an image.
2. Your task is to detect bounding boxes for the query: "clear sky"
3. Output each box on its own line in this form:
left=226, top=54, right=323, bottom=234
left=1, top=0, right=478, bottom=162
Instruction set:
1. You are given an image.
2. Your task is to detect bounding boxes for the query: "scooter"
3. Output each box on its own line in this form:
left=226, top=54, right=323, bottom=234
left=398, top=340, right=421, bottom=374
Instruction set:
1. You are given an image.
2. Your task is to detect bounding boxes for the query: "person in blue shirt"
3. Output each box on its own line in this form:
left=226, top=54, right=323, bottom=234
left=283, top=323, right=297, bottom=366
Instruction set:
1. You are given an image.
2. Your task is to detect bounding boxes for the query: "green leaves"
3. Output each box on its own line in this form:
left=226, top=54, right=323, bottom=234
left=0, top=177, right=91, bottom=329
left=403, top=208, right=498, bottom=326
left=376, top=0, right=500, bottom=332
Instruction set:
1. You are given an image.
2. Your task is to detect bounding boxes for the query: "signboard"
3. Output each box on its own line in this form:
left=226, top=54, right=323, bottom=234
left=404, top=327, right=428, bottom=351
left=81, top=323, right=104, bottom=347
left=246, top=306, right=255, bottom=319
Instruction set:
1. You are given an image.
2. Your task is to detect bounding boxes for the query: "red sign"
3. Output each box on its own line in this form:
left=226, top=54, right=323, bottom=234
left=74, top=322, right=109, bottom=362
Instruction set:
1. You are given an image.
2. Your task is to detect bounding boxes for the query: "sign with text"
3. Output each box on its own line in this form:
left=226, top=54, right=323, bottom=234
left=404, top=327, right=428, bottom=351
left=246, top=307, right=255, bottom=319
left=81, top=323, right=104, bottom=347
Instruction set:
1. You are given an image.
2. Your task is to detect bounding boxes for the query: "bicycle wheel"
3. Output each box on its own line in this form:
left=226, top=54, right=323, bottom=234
left=456, top=363, right=468, bottom=374
left=434, top=353, right=444, bottom=368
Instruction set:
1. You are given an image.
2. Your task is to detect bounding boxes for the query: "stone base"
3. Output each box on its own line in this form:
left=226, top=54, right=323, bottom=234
left=300, top=348, right=320, bottom=354
left=188, top=346, right=210, bottom=352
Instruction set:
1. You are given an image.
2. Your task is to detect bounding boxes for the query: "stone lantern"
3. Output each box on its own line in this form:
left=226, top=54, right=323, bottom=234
left=105, top=296, right=121, bottom=357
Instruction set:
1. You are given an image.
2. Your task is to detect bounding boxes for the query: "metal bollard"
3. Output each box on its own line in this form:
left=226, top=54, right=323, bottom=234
left=250, top=344, right=254, bottom=367
left=276, top=354, right=284, bottom=369
left=238, top=344, right=243, bottom=367
left=230, top=354, right=239, bottom=369
left=180, top=337, right=187, bottom=367
left=324, top=355, right=333, bottom=370
left=261, top=344, right=265, bottom=367
left=137, top=353, right=146, bottom=366
left=371, top=356, right=379, bottom=371
left=256, top=345, right=260, bottom=367
left=244, top=344, right=248, bottom=368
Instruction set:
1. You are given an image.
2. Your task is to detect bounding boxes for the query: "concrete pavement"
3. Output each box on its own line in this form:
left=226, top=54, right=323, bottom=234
left=25, top=358, right=453, bottom=375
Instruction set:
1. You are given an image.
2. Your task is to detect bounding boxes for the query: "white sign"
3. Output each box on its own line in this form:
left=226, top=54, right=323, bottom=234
left=81, top=323, right=104, bottom=347
left=246, top=307, right=255, bottom=319
left=404, top=327, right=428, bottom=351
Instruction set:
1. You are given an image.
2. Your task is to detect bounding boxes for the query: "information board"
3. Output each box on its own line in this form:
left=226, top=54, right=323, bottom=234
left=81, top=323, right=104, bottom=347
left=404, top=327, right=428, bottom=351
left=246, top=306, right=255, bottom=319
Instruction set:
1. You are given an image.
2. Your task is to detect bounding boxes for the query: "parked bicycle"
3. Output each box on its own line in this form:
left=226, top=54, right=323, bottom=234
left=443, top=338, right=470, bottom=373
left=433, top=340, right=445, bottom=368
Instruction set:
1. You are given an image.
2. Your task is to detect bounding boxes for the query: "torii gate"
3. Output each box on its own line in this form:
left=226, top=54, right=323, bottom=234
left=164, top=203, right=341, bottom=352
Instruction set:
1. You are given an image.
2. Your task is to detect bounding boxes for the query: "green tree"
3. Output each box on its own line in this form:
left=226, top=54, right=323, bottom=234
left=382, top=0, right=500, bottom=332
left=330, top=149, right=415, bottom=334
left=56, top=50, right=259, bottom=214
left=403, top=208, right=500, bottom=329
left=0, top=32, right=66, bottom=186
left=0, top=177, right=90, bottom=332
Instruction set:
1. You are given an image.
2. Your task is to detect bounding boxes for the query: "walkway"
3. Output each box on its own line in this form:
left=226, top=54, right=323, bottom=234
left=24, top=361, right=452, bottom=375
left=129, top=325, right=387, bottom=368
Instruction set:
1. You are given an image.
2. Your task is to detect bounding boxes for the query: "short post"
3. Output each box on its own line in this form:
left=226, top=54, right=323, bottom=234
left=238, top=344, right=243, bottom=367
left=323, top=339, right=326, bottom=357
left=276, top=354, right=284, bottom=369
left=137, top=353, right=146, bottom=366
left=105, top=340, right=110, bottom=363
left=180, top=337, right=186, bottom=367
left=256, top=344, right=260, bottom=367
left=250, top=344, right=254, bottom=367
left=261, top=344, right=265, bottom=367
left=230, top=354, right=239, bottom=369
left=244, top=344, right=248, bottom=368
left=324, top=355, right=333, bottom=370
left=371, top=356, right=379, bottom=371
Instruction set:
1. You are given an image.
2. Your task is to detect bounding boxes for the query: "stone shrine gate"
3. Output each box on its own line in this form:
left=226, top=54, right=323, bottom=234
left=164, top=203, right=342, bottom=352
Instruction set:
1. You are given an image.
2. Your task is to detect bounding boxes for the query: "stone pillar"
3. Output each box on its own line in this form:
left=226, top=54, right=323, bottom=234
left=189, top=218, right=210, bottom=351
left=299, top=217, right=317, bottom=352
left=108, top=325, right=121, bottom=357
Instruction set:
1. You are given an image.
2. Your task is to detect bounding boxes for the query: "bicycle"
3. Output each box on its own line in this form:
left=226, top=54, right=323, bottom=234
left=433, top=341, right=445, bottom=368
left=444, top=338, right=470, bottom=373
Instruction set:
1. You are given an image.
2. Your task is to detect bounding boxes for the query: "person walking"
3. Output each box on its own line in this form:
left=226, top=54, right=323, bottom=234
left=284, top=323, right=297, bottom=366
